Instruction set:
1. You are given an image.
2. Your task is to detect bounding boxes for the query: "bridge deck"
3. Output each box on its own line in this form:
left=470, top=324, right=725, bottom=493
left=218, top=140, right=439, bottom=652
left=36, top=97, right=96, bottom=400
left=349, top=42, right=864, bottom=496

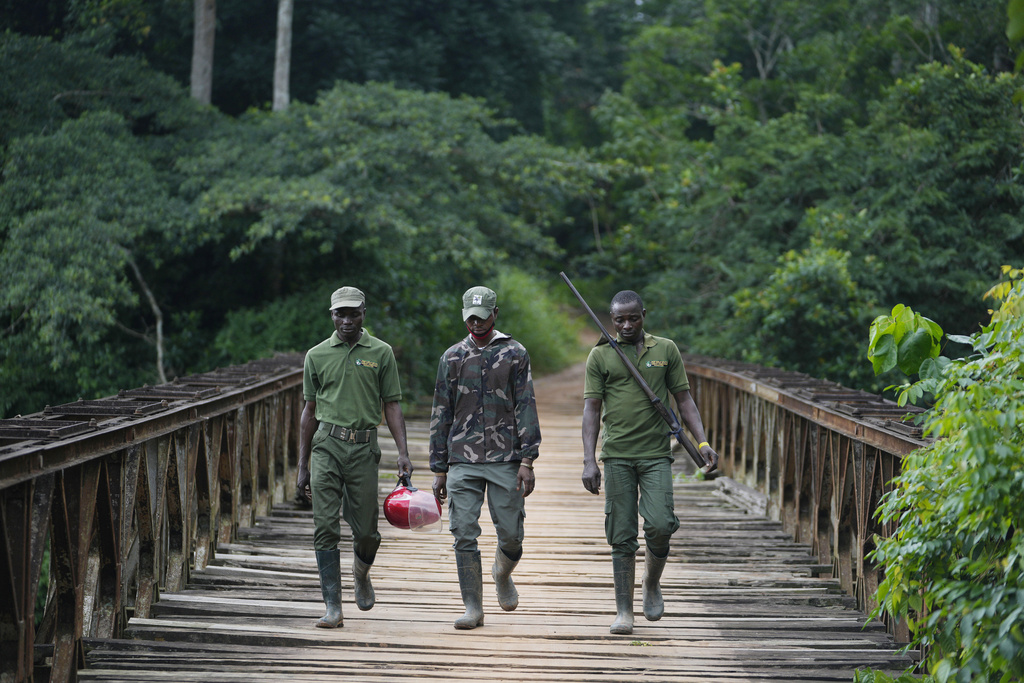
left=79, top=364, right=912, bottom=682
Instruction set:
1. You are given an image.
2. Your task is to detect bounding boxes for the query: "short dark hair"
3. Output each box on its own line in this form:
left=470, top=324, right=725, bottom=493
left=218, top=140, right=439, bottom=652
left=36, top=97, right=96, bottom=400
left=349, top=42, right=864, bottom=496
left=610, top=290, right=643, bottom=310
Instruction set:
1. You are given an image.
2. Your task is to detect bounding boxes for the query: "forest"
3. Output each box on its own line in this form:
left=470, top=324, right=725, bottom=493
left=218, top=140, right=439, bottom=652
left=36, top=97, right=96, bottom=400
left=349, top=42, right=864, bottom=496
left=2, top=0, right=1022, bottom=417
left=3, top=2, right=1024, bottom=680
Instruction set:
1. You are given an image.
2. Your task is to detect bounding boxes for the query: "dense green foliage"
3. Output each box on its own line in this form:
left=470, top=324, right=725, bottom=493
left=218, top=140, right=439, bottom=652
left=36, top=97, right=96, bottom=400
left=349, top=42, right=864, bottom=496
left=0, top=29, right=205, bottom=145
left=490, top=268, right=587, bottom=376
left=0, top=32, right=601, bottom=415
left=584, top=0, right=1024, bottom=391
left=2, top=0, right=1022, bottom=426
left=176, top=81, right=601, bottom=397
left=1, top=0, right=639, bottom=139
left=866, top=272, right=1024, bottom=682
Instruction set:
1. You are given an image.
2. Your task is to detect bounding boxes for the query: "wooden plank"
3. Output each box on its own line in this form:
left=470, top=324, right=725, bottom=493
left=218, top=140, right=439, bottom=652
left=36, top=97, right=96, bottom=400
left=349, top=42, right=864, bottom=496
left=79, top=364, right=914, bottom=681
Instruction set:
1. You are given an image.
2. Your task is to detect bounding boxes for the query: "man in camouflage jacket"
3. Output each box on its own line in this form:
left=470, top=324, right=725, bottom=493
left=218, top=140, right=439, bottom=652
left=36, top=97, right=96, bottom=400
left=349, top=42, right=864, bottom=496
left=430, top=285, right=540, bottom=630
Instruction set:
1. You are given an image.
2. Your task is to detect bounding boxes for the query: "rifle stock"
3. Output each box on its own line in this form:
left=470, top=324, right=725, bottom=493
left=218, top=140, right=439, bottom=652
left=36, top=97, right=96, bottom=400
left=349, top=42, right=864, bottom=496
left=559, top=272, right=710, bottom=473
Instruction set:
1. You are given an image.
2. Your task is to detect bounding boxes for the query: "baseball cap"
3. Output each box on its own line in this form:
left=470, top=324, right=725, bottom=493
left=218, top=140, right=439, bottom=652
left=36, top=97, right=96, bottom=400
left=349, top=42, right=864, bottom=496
left=462, top=286, right=497, bottom=321
left=329, top=286, right=365, bottom=310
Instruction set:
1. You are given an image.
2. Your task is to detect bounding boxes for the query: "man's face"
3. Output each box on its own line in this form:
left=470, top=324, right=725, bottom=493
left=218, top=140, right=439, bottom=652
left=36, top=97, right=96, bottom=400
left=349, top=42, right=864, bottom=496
left=465, top=310, right=496, bottom=338
left=610, top=301, right=645, bottom=344
left=331, top=305, right=365, bottom=342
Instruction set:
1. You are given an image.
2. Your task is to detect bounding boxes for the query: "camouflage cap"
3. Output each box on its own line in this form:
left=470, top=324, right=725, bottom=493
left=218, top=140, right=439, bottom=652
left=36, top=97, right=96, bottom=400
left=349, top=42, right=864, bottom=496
left=462, top=286, right=497, bottom=321
left=329, top=286, right=365, bottom=310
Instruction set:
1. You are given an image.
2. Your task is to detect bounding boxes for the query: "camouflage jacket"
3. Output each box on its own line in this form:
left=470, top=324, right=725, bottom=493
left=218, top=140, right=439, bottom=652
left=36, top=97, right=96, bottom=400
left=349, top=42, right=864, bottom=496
left=429, top=330, right=541, bottom=472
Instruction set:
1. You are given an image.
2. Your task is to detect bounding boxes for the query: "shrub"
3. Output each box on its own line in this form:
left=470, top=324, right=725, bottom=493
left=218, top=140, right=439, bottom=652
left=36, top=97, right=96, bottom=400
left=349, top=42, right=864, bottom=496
left=868, top=268, right=1024, bottom=682
left=493, top=268, right=587, bottom=376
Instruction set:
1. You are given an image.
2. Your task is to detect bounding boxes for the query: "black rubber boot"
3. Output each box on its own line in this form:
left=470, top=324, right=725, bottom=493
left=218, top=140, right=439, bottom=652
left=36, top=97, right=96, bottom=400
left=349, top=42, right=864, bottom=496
left=610, top=555, right=635, bottom=635
left=642, top=549, right=668, bottom=621
left=454, top=550, right=484, bottom=630
left=315, top=549, right=343, bottom=628
left=491, top=547, right=520, bottom=612
left=352, top=554, right=375, bottom=611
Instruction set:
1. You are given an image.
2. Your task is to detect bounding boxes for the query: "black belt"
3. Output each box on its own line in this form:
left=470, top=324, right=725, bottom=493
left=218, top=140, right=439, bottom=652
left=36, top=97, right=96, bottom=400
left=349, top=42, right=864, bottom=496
left=321, top=424, right=375, bottom=443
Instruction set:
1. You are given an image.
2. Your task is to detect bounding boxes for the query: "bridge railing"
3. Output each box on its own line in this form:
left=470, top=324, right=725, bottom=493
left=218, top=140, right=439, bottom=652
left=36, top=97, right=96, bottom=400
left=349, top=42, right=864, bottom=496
left=0, top=354, right=304, bottom=683
left=683, top=355, right=929, bottom=642
left=1, top=352, right=928, bottom=682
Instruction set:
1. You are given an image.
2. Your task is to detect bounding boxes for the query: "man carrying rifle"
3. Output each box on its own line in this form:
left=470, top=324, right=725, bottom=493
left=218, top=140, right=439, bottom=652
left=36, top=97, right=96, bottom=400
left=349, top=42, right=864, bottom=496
left=581, top=289, right=719, bottom=635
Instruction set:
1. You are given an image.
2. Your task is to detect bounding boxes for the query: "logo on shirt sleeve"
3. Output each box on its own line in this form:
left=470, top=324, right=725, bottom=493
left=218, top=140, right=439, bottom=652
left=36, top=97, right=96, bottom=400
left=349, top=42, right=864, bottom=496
left=355, top=359, right=379, bottom=368
left=646, top=360, right=668, bottom=368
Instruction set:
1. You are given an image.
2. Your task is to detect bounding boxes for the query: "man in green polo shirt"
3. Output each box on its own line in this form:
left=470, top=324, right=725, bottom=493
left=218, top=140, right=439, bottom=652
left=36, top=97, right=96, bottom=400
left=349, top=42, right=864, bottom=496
left=297, top=286, right=413, bottom=628
left=581, top=289, right=719, bottom=635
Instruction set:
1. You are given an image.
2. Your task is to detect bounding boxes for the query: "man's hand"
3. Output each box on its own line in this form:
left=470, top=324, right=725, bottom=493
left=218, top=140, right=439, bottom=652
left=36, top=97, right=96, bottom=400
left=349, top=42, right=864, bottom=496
left=581, top=398, right=602, bottom=495
left=433, top=473, right=448, bottom=501
left=700, top=444, right=720, bottom=475
left=296, top=400, right=317, bottom=504
left=296, top=465, right=312, bottom=502
left=582, top=459, right=601, bottom=494
left=516, top=462, right=535, bottom=498
left=397, top=454, right=413, bottom=479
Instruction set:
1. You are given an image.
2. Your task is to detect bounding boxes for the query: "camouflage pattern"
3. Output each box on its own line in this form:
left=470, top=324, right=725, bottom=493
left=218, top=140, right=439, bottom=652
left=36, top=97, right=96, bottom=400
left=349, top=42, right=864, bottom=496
left=429, top=330, right=541, bottom=472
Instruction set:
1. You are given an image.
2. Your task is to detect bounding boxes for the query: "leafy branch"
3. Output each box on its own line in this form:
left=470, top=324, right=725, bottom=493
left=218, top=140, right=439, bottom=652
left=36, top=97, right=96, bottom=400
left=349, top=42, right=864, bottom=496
left=867, top=303, right=948, bottom=407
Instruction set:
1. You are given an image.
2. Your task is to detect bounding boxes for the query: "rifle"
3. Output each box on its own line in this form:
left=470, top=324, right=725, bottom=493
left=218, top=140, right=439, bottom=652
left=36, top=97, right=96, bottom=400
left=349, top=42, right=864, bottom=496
left=560, top=272, right=714, bottom=474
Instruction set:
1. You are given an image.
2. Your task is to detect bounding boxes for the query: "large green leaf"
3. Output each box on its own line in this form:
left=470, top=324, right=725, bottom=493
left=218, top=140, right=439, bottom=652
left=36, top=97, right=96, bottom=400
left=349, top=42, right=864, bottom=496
left=869, top=333, right=897, bottom=375
left=896, top=328, right=936, bottom=376
left=1009, top=0, right=1024, bottom=43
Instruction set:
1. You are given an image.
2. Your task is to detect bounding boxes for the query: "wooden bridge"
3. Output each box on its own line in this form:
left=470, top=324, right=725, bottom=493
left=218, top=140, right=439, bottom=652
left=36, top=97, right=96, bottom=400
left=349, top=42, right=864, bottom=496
left=1, top=355, right=926, bottom=682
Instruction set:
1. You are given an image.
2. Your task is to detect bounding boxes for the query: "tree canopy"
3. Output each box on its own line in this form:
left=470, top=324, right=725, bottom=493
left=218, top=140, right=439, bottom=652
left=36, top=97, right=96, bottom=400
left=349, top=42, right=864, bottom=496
left=1, top=0, right=1020, bottom=412
left=582, top=0, right=1023, bottom=390
left=0, top=31, right=602, bottom=414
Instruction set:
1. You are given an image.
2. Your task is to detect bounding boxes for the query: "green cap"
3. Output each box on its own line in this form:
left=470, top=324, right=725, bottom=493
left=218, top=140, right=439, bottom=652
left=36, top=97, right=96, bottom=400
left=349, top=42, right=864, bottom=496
left=462, top=286, right=497, bottom=321
left=329, top=286, right=365, bottom=310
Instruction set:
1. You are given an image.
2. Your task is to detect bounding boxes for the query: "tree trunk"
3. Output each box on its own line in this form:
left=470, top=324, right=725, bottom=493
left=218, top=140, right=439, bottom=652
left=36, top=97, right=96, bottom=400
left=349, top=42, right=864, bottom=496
left=273, top=0, right=293, bottom=112
left=126, top=255, right=168, bottom=384
left=191, top=0, right=216, bottom=104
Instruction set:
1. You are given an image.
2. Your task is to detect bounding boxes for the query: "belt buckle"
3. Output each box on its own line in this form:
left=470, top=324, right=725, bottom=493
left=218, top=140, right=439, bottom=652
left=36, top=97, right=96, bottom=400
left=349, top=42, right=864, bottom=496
left=347, top=429, right=356, bottom=443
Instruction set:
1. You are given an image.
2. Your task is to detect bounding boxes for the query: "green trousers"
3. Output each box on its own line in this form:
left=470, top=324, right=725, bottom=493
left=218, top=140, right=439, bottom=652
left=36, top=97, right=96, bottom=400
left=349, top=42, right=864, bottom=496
left=603, top=457, right=679, bottom=558
left=446, top=462, right=525, bottom=557
left=310, top=426, right=382, bottom=562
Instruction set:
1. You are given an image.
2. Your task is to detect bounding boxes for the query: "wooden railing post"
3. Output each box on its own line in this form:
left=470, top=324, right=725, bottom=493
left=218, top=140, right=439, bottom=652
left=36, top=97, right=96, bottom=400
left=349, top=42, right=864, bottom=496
left=683, top=355, right=927, bottom=638
left=0, top=355, right=304, bottom=683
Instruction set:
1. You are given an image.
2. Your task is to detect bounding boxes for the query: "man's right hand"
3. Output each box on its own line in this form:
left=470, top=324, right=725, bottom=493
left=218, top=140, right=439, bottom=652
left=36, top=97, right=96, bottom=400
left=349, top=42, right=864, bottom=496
left=297, top=466, right=312, bottom=502
left=700, top=444, right=720, bottom=475
left=582, top=460, right=601, bottom=495
left=432, top=473, right=448, bottom=501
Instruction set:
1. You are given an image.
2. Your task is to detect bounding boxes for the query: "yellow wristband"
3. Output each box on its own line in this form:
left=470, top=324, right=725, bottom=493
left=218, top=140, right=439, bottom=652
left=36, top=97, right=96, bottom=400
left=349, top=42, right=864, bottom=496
left=698, top=441, right=710, bottom=450
left=519, top=461, right=533, bottom=470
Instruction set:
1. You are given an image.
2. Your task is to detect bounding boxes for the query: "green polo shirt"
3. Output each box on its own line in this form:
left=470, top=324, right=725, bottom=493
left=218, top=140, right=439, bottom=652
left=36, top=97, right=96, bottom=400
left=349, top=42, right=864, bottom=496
left=583, top=332, right=690, bottom=460
left=303, top=329, right=403, bottom=430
